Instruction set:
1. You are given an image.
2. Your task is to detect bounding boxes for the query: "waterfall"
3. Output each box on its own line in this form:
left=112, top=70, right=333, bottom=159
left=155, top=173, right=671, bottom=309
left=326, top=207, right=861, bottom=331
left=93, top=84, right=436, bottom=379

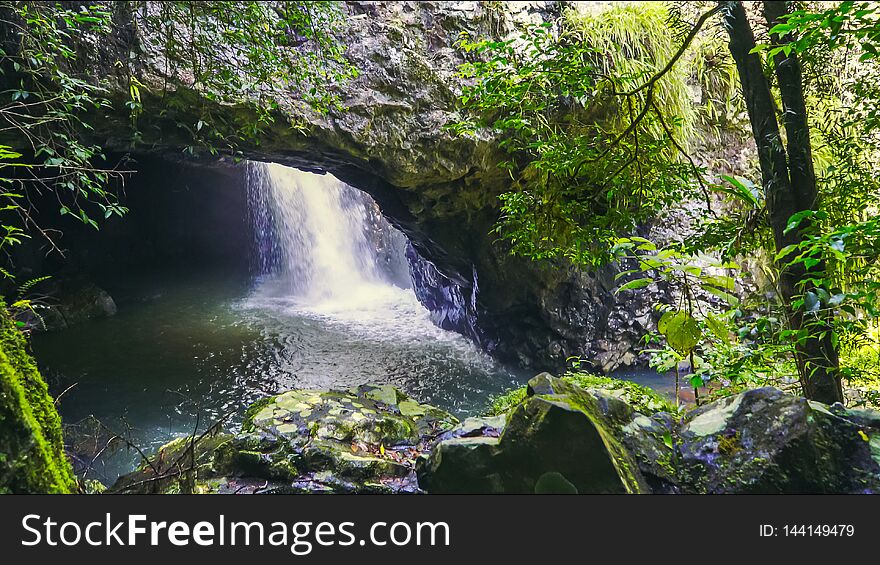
left=245, top=160, right=485, bottom=350
left=247, top=162, right=411, bottom=306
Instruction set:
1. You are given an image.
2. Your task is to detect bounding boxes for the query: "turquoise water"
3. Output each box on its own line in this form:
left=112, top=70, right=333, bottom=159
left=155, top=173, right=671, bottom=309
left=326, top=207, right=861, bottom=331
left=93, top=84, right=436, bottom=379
left=33, top=272, right=530, bottom=485
left=31, top=163, right=676, bottom=486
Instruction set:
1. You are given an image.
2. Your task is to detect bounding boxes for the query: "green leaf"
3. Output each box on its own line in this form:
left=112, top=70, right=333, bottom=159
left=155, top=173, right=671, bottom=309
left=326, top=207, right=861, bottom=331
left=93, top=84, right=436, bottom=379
left=717, top=175, right=760, bottom=206
left=705, top=313, right=730, bottom=344
left=616, top=277, right=653, bottom=293
left=701, top=274, right=735, bottom=290
left=657, top=310, right=676, bottom=335
left=660, top=311, right=702, bottom=356
left=775, top=244, right=799, bottom=262
left=784, top=210, right=813, bottom=235
left=703, top=285, right=740, bottom=306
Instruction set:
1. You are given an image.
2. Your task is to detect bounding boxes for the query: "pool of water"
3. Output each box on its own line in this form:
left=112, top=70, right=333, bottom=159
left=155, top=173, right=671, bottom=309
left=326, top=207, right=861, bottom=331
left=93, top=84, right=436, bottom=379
left=32, top=272, right=530, bottom=485
left=31, top=163, right=679, bottom=486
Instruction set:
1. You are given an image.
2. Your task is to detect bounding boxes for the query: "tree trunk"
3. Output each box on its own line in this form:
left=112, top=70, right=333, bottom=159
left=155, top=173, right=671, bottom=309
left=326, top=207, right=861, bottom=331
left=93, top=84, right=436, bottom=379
left=722, top=0, right=843, bottom=403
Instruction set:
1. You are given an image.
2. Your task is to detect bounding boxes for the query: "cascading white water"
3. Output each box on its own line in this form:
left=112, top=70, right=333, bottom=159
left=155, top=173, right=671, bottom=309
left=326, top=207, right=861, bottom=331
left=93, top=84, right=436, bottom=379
left=246, top=161, right=470, bottom=344
left=247, top=162, right=413, bottom=311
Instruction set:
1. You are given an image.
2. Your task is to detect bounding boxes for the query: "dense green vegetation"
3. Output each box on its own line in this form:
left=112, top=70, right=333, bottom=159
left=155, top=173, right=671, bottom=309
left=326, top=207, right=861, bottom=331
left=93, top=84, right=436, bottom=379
left=455, top=1, right=880, bottom=408
left=2, top=0, right=880, bottom=493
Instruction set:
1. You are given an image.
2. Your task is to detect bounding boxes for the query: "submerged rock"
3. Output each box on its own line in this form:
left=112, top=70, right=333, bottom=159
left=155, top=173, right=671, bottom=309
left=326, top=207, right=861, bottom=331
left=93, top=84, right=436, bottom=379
left=21, top=280, right=117, bottom=332
left=111, top=384, right=458, bottom=494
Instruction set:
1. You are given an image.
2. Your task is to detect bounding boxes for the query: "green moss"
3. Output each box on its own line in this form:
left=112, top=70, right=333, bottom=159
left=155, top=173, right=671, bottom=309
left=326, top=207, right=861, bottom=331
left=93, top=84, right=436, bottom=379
left=562, top=372, right=676, bottom=414
left=487, top=372, right=674, bottom=417
left=487, top=387, right=529, bottom=416
left=241, top=396, right=275, bottom=432
left=0, top=305, right=75, bottom=493
left=717, top=432, right=742, bottom=457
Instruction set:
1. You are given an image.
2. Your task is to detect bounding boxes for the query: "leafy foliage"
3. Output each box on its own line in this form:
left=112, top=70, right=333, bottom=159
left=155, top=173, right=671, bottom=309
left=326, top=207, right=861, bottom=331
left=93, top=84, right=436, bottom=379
left=0, top=2, right=129, bottom=253
left=450, top=4, right=698, bottom=266
left=130, top=1, right=356, bottom=155
left=613, top=234, right=746, bottom=404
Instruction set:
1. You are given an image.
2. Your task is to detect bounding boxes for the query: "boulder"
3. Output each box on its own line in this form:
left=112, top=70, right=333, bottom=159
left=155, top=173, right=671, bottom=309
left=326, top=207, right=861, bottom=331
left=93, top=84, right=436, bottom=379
left=111, top=384, right=458, bottom=494
left=419, top=376, right=880, bottom=495
left=109, top=433, right=234, bottom=494
left=676, top=387, right=880, bottom=494
left=418, top=374, right=664, bottom=493
left=22, top=280, right=117, bottom=332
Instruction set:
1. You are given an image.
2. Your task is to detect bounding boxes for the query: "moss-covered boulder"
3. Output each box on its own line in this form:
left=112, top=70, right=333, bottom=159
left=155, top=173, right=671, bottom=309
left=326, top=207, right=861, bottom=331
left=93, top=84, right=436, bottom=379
left=554, top=372, right=676, bottom=414
left=243, top=384, right=455, bottom=446
left=418, top=374, right=667, bottom=493
left=445, top=377, right=880, bottom=494
left=112, top=384, right=458, bottom=494
left=0, top=307, right=75, bottom=493
left=676, top=388, right=880, bottom=493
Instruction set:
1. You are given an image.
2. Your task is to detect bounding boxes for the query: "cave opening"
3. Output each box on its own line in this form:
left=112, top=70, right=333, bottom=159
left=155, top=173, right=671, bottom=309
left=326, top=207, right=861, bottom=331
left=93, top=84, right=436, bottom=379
left=20, top=154, right=528, bottom=485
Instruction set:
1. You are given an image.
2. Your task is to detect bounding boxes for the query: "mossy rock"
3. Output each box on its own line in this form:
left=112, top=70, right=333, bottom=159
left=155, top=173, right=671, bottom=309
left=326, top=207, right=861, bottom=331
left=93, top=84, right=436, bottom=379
left=419, top=374, right=661, bottom=494
left=116, top=385, right=458, bottom=494
left=487, top=371, right=674, bottom=416
left=245, top=385, right=457, bottom=449
left=237, top=385, right=457, bottom=491
left=110, top=433, right=234, bottom=494
left=676, top=388, right=880, bottom=493
left=0, top=305, right=75, bottom=493
left=558, top=372, right=676, bottom=414
left=416, top=435, right=505, bottom=493
left=303, top=440, right=410, bottom=482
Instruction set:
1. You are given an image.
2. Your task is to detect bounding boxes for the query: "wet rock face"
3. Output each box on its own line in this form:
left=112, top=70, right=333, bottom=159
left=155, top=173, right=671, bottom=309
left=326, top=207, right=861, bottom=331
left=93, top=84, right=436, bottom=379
left=406, top=243, right=484, bottom=347
left=111, top=384, right=458, bottom=494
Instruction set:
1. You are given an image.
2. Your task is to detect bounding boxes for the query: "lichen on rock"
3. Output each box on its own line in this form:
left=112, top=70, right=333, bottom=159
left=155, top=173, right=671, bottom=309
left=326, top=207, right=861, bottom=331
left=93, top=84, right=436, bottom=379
left=676, top=387, right=880, bottom=493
